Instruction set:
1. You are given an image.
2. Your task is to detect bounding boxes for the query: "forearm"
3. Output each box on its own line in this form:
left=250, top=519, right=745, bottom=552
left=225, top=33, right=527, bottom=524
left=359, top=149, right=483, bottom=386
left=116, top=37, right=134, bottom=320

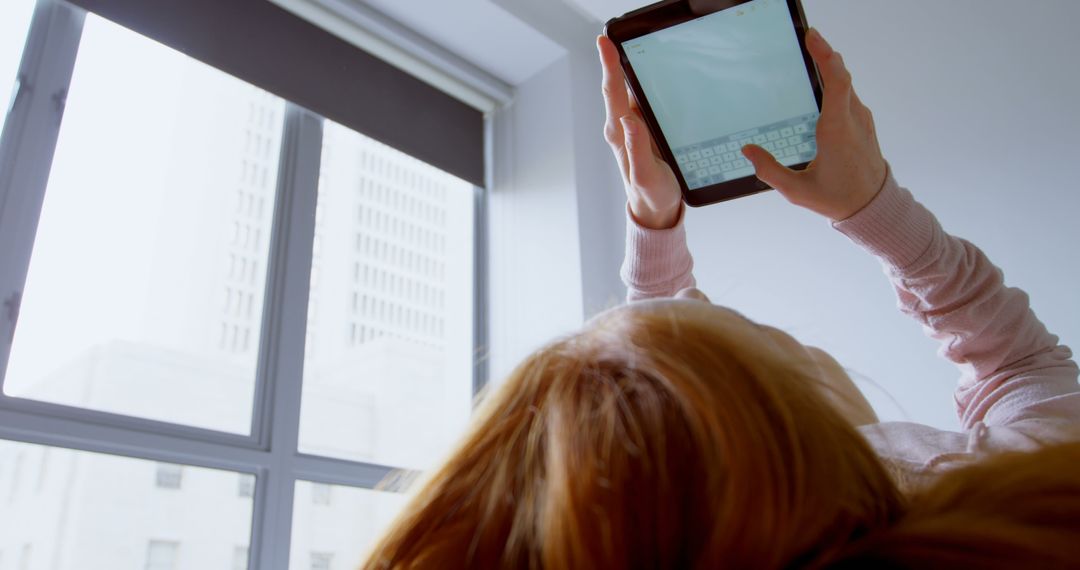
left=620, top=203, right=696, bottom=302
left=900, top=234, right=1079, bottom=427
left=834, top=174, right=1079, bottom=428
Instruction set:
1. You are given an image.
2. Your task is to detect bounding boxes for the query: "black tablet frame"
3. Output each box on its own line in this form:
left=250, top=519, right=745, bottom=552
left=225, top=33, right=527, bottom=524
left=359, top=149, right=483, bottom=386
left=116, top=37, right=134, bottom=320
left=604, top=0, right=823, bottom=207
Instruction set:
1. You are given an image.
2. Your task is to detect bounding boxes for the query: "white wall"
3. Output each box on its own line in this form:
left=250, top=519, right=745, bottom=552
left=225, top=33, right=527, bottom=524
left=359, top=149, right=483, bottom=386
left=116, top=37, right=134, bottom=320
left=487, top=0, right=629, bottom=382
left=671, top=0, right=1080, bottom=429
left=487, top=0, right=1079, bottom=429
left=487, top=59, right=587, bottom=382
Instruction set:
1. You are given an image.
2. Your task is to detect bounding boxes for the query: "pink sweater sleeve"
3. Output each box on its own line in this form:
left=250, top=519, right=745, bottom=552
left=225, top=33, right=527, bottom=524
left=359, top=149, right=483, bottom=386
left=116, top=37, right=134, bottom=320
left=836, top=173, right=1080, bottom=490
left=621, top=173, right=1080, bottom=490
left=621, top=204, right=696, bottom=302
left=833, top=174, right=1079, bottom=431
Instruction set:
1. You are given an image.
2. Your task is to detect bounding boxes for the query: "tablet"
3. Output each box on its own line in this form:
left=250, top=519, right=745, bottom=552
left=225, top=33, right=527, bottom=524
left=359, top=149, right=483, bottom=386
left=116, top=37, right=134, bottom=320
left=605, top=0, right=823, bottom=207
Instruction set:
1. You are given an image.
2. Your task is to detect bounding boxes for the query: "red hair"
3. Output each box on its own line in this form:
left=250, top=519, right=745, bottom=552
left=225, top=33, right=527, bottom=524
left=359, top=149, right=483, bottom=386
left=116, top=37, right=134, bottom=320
left=363, top=303, right=1080, bottom=568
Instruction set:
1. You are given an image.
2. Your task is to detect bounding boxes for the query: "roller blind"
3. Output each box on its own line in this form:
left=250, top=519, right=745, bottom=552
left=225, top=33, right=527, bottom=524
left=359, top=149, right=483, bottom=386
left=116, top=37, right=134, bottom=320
left=65, top=0, right=485, bottom=186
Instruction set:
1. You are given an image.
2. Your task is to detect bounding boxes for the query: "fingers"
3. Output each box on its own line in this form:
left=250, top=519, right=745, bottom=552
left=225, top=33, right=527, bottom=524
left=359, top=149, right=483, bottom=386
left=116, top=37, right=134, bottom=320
left=805, top=28, right=852, bottom=117
left=598, top=36, right=631, bottom=148
left=741, top=145, right=800, bottom=192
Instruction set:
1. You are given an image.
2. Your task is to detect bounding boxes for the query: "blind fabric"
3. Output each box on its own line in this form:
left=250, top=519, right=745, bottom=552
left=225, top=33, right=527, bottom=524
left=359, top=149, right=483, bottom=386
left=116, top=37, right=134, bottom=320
left=65, top=0, right=486, bottom=186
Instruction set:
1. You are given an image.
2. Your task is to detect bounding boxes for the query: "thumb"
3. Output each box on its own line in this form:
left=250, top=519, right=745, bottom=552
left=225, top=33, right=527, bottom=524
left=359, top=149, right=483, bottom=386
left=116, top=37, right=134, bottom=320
left=742, top=145, right=799, bottom=192
left=621, top=114, right=658, bottom=187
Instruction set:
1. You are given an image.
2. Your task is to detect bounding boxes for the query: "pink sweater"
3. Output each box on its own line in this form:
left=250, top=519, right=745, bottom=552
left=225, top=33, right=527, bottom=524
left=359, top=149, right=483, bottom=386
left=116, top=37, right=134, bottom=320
left=621, top=174, right=1080, bottom=493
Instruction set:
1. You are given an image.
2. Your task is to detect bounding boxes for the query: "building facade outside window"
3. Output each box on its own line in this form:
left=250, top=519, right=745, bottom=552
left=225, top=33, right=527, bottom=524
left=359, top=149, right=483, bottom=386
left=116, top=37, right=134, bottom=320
left=144, top=541, right=179, bottom=570
left=310, top=552, right=333, bottom=570
left=0, top=1, right=488, bottom=569
left=232, top=545, right=249, bottom=570
left=154, top=464, right=183, bottom=490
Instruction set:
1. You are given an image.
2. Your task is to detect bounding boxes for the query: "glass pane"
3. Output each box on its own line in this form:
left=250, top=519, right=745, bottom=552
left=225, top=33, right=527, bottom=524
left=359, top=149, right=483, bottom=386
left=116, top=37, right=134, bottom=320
left=297, top=122, right=475, bottom=470
left=0, top=0, right=35, bottom=136
left=289, top=480, right=407, bottom=570
left=0, top=439, right=254, bottom=569
left=3, top=15, right=285, bottom=434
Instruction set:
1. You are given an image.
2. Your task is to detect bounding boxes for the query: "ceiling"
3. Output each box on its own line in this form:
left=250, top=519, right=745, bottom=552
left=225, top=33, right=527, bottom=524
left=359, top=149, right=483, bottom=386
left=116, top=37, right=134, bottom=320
left=563, top=0, right=638, bottom=22
left=356, top=0, right=568, bottom=86
left=307, top=0, right=640, bottom=87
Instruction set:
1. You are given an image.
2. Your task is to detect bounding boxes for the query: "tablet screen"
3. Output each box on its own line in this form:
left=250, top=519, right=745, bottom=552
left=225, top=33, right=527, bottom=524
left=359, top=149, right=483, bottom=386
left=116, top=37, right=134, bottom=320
left=623, top=0, right=819, bottom=190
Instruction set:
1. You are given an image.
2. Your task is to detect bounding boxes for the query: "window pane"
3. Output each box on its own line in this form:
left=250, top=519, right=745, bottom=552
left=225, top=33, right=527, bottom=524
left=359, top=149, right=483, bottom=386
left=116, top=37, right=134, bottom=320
left=0, top=439, right=254, bottom=569
left=3, top=15, right=285, bottom=434
left=232, top=545, right=249, bottom=570
left=0, top=0, right=35, bottom=137
left=289, top=481, right=407, bottom=570
left=145, top=540, right=179, bottom=570
left=155, top=463, right=184, bottom=489
left=297, top=122, right=476, bottom=470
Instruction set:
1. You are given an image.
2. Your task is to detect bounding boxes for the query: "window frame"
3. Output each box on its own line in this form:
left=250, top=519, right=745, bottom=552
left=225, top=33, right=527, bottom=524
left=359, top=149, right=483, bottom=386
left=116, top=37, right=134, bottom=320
left=0, top=1, right=495, bottom=569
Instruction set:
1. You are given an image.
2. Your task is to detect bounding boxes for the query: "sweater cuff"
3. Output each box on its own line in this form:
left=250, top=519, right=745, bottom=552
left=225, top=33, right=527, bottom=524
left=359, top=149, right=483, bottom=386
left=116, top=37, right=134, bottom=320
left=621, top=203, right=693, bottom=290
left=832, top=172, right=936, bottom=271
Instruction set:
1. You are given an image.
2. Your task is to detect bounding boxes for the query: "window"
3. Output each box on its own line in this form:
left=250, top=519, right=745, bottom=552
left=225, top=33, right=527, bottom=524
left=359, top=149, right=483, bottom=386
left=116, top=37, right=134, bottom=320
left=297, top=122, right=476, bottom=471
left=0, top=440, right=253, bottom=570
left=311, top=482, right=331, bottom=506
left=309, top=552, right=333, bottom=570
left=232, top=545, right=249, bottom=570
left=237, top=473, right=255, bottom=498
left=7, top=451, right=24, bottom=504
left=144, top=541, right=178, bottom=570
left=4, top=14, right=284, bottom=434
left=0, top=0, right=486, bottom=568
left=155, top=463, right=183, bottom=489
left=36, top=447, right=48, bottom=493
left=0, top=0, right=35, bottom=137
left=291, top=481, right=406, bottom=569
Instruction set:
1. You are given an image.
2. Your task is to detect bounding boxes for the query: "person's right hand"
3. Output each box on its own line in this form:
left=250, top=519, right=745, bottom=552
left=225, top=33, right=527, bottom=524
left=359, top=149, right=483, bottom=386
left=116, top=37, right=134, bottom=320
left=597, top=35, right=682, bottom=230
left=741, top=28, right=888, bottom=221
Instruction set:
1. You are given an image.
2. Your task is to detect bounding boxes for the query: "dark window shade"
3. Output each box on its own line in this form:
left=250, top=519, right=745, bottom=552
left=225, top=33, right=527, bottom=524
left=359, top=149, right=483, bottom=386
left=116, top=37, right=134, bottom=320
left=65, top=0, right=485, bottom=186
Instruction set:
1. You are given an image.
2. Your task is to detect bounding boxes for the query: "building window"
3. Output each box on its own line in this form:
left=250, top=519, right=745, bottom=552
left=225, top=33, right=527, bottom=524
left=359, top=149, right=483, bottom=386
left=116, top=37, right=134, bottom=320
left=237, top=474, right=255, bottom=498
left=19, top=544, right=31, bottom=570
left=232, top=545, right=249, bottom=570
left=0, top=0, right=484, bottom=567
left=310, top=552, right=333, bottom=570
left=8, top=451, right=24, bottom=504
left=155, top=464, right=183, bottom=490
left=144, top=541, right=178, bottom=570
left=311, top=483, right=332, bottom=505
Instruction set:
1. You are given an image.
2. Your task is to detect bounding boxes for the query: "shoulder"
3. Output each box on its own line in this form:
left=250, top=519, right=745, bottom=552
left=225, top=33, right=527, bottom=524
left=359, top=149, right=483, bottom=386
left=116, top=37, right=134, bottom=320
left=859, top=418, right=1080, bottom=495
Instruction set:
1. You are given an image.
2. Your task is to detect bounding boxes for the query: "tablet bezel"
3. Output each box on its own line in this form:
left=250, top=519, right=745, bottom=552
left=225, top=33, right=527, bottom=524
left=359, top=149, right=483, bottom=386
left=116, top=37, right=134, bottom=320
left=604, top=0, right=823, bottom=207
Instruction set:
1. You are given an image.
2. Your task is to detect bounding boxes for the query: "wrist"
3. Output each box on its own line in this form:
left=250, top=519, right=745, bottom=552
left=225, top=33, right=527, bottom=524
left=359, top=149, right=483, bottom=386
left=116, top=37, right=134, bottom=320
left=830, top=160, right=890, bottom=222
left=630, top=200, right=681, bottom=230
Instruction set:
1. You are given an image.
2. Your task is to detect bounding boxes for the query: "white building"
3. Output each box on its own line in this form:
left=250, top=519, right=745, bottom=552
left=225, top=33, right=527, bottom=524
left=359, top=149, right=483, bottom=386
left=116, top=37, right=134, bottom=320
left=0, top=64, right=474, bottom=569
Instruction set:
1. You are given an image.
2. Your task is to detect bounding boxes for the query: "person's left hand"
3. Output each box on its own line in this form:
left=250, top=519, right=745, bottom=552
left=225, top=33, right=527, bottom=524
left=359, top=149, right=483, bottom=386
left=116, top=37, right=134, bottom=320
left=597, top=35, right=683, bottom=230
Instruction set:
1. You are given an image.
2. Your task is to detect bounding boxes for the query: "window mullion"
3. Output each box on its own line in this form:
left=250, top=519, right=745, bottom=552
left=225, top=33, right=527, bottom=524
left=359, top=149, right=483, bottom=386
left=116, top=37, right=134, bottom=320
left=473, top=112, right=495, bottom=398
left=249, top=102, right=323, bottom=570
left=473, top=183, right=489, bottom=397
left=0, top=403, right=270, bottom=474
left=0, top=0, right=84, bottom=387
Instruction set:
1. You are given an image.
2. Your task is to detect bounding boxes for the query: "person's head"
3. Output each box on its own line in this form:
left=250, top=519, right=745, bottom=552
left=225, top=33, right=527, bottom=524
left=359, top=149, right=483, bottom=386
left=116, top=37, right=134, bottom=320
left=365, top=294, right=901, bottom=567
left=363, top=295, right=1080, bottom=569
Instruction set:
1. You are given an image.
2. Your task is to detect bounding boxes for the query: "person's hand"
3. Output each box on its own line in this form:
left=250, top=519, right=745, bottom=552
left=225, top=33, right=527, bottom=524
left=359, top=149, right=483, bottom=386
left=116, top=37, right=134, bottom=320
left=597, top=35, right=682, bottom=230
left=741, top=28, right=888, bottom=222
